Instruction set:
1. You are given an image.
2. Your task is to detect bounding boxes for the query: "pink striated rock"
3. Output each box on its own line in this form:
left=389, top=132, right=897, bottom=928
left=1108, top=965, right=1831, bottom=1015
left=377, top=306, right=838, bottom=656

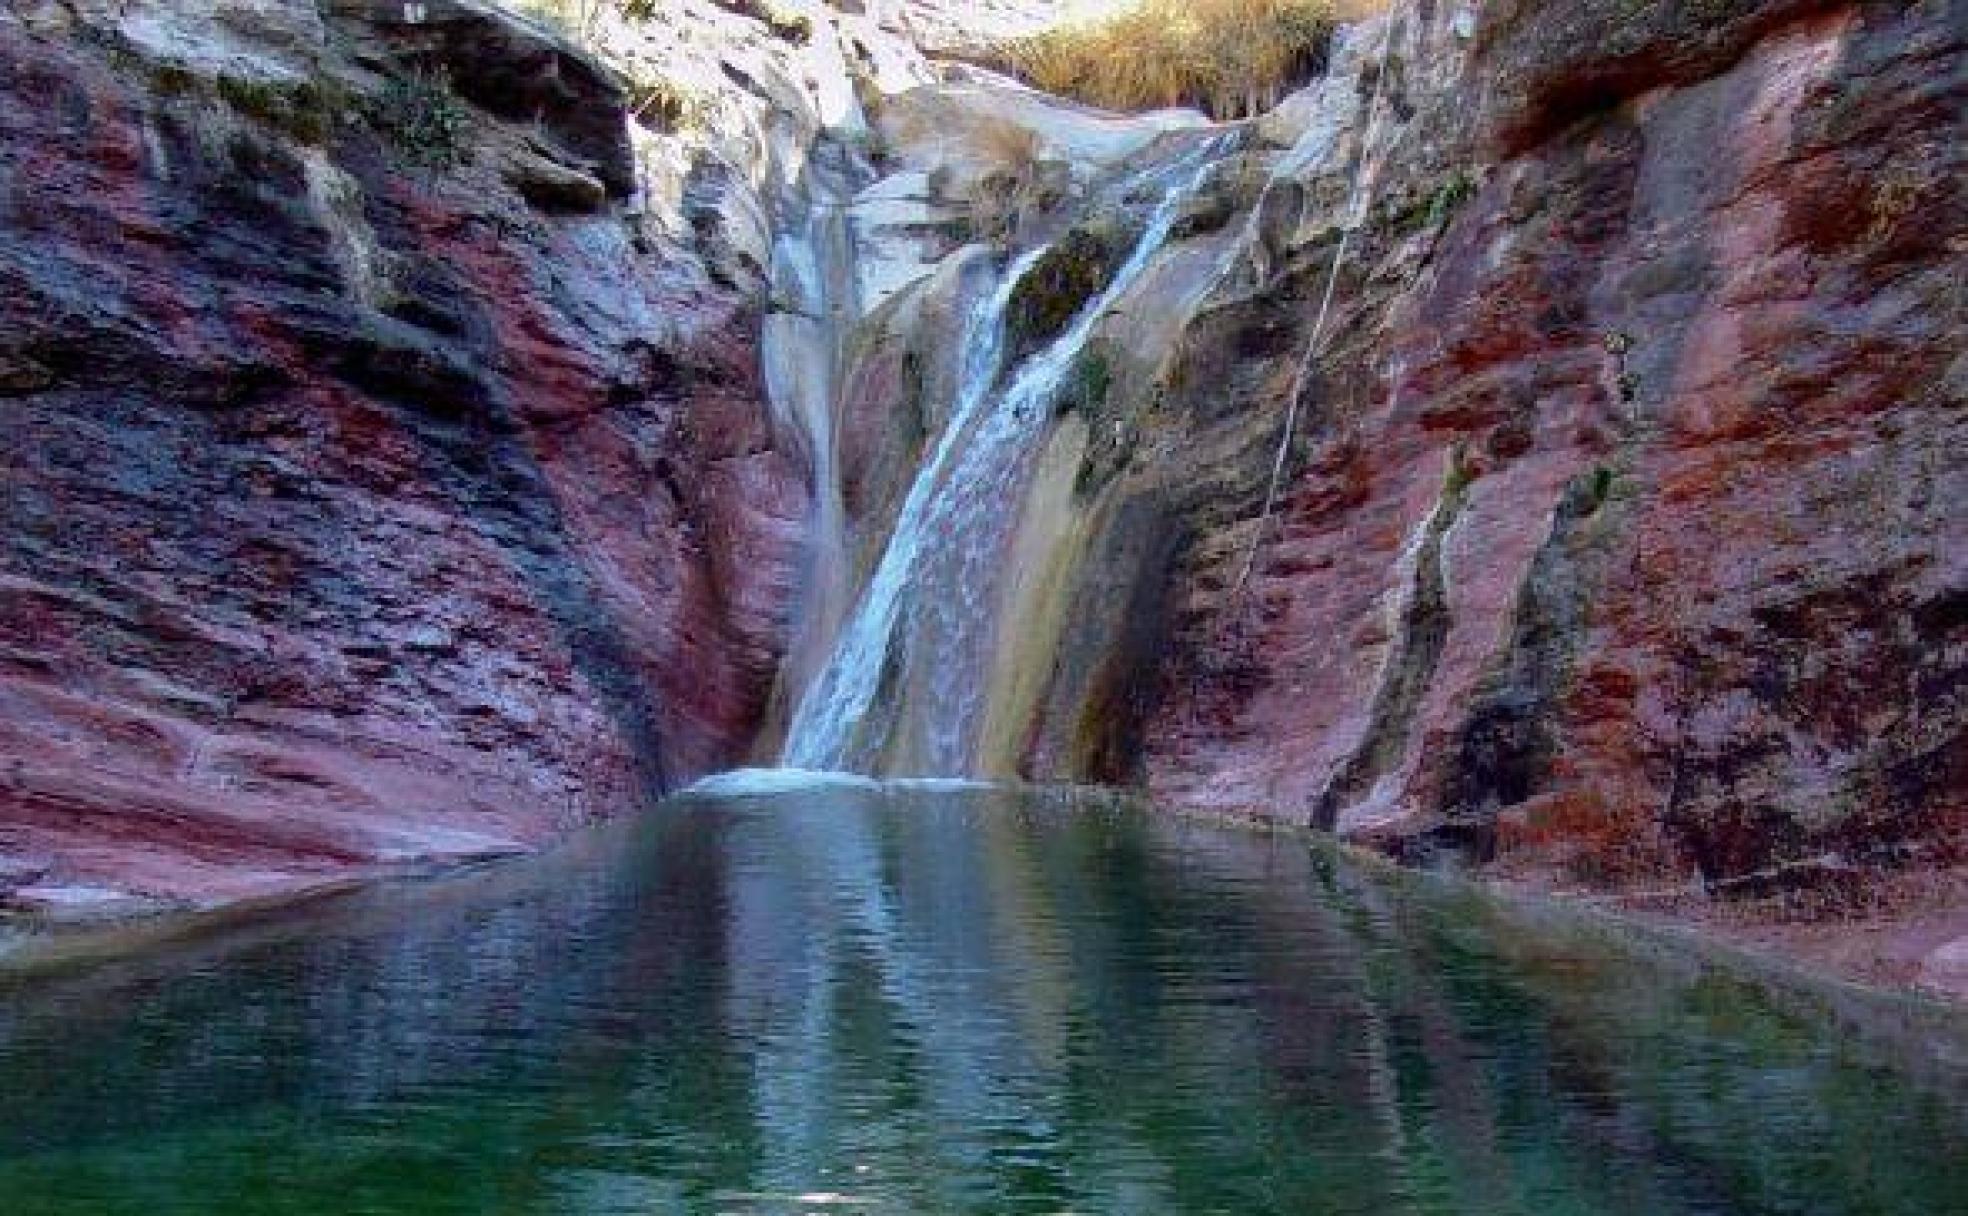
left=1123, top=0, right=1963, bottom=929
left=0, top=7, right=803, bottom=915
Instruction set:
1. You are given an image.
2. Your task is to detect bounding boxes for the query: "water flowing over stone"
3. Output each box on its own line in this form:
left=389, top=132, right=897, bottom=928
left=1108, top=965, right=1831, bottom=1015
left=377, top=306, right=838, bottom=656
left=781, top=243, right=1050, bottom=771
left=783, top=139, right=1231, bottom=775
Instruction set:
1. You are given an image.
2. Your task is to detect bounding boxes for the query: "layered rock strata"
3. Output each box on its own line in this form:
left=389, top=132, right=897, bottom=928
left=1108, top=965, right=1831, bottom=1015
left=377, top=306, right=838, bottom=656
left=0, top=0, right=954, bottom=917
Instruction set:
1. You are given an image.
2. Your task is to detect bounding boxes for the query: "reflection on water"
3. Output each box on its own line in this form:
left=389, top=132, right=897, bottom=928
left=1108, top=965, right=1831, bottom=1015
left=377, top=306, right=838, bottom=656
left=0, top=784, right=1964, bottom=1214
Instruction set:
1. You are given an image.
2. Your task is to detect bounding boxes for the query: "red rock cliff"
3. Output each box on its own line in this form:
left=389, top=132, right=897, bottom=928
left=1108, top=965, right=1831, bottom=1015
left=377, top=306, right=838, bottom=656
left=833, top=0, right=1961, bottom=990
left=1102, top=0, right=1964, bottom=984
left=0, top=0, right=807, bottom=915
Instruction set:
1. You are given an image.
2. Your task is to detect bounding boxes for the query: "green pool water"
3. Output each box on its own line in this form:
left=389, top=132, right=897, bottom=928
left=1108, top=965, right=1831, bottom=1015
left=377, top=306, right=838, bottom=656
left=1, top=779, right=1963, bottom=1214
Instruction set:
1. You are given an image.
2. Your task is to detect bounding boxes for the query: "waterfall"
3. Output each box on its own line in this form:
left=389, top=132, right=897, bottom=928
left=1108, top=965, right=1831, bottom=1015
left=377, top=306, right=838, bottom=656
left=783, top=139, right=1227, bottom=775
left=780, top=242, right=1049, bottom=772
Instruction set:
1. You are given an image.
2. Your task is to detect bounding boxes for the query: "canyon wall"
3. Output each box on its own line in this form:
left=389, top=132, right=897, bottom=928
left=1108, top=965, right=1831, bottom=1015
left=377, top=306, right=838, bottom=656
left=1129, top=0, right=1964, bottom=894
left=1024, top=0, right=1963, bottom=982
left=800, top=0, right=1961, bottom=985
left=0, top=0, right=935, bottom=917
left=1, top=0, right=1959, bottom=991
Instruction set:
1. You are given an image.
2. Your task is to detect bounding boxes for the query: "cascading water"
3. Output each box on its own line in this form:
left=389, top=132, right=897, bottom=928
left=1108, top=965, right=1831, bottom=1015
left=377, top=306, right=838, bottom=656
left=784, top=138, right=1229, bottom=775
left=780, top=243, right=1048, bottom=772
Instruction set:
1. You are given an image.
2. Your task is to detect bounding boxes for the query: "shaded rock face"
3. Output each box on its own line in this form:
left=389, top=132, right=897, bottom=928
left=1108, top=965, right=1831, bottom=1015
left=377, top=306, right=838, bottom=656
left=1118, top=1, right=1965, bottom=904
left=326, top=0, right=638, bottom=195
left=1475, top=0, right=1848, bottom=154
left=0, top=2, right=806, bottom=912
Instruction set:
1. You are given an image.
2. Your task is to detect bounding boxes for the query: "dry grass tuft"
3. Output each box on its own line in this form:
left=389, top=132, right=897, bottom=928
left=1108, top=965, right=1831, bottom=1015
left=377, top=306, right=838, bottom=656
left=972, top=118, right=1044, bottom=174
left=1001, top=0, right=1387, bottom=120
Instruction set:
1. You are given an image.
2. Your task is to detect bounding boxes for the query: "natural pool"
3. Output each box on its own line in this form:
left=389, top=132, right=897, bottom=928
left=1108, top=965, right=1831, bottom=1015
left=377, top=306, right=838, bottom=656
left=1, top=780, right=1964, bottom=1214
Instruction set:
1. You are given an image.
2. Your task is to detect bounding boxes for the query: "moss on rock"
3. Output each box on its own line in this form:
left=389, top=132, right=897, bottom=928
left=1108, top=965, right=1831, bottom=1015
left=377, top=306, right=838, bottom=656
left=1002, top=218, right=1136, bottom=364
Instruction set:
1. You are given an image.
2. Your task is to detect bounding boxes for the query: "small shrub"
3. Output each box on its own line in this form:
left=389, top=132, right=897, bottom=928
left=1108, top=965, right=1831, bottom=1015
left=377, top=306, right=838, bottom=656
left=627, top=75, right=709, bottom=134
left=1424, top=173, right=1478, bottom=229
left=1866, top=165, right=1924, bottom=243
left=974, top=118, right=1042, bottom=175
left=1057, top=348, right=1113, bottom=419
left=1589, top=465, right=1616, bottom=508
left=956, top=118, right=1064, bottom=243
left=1379, top=172, right=1479, bottom=235
left=375, top=66, right=470, bottom=168
left=149, top=61, right=199, bottom=97
left=753, top=0, right=813, bottom=44
left=1004, top=219, right=1134, bottom=360
left=1443, top=445, right=1478, bottom=498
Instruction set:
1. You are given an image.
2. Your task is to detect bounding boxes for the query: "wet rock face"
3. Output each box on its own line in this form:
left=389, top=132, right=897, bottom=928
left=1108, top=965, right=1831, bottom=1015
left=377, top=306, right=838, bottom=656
left=0, top=4, right=804, bottom=912
left=1134, top=1, right=1966, bottom=902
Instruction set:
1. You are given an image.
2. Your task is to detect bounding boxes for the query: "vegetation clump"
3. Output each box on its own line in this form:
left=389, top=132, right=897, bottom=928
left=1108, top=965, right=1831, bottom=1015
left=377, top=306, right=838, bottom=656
left=375, top=66, right=471, bottom=168
left=216, top=73, right=346, bottom=145
left=1004, top=220, right=1134, bottom=362
left=115, top=49, right=347, bottom=146
left=1443, top=444, right=1479, bottom=499
left=1380, top=171, right=1481, bottom=236
left=1424, top=173, right=1478, bottom=229
left=731, top=0, right=814, bottom=44
left=1001, top=0, right=1384, bottom=120
left=1059, top=348, right=1113, bottom=420
left=627, top=75, right=710, bottom=133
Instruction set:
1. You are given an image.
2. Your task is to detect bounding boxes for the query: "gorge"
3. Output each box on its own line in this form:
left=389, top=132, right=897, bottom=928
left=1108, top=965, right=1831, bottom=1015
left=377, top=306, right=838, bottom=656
left=0, top=0, right=1965, bottom=1207
left=4, top=0, right=1960, bottom=998
left=0, top=0, right=1963, bottom=1003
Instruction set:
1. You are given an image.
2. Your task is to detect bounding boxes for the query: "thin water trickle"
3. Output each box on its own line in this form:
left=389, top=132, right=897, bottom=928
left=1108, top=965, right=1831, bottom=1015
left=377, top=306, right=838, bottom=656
left=764, top=151, right=862, bottom=713
left=785, top=139, right=1231, bottom=775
